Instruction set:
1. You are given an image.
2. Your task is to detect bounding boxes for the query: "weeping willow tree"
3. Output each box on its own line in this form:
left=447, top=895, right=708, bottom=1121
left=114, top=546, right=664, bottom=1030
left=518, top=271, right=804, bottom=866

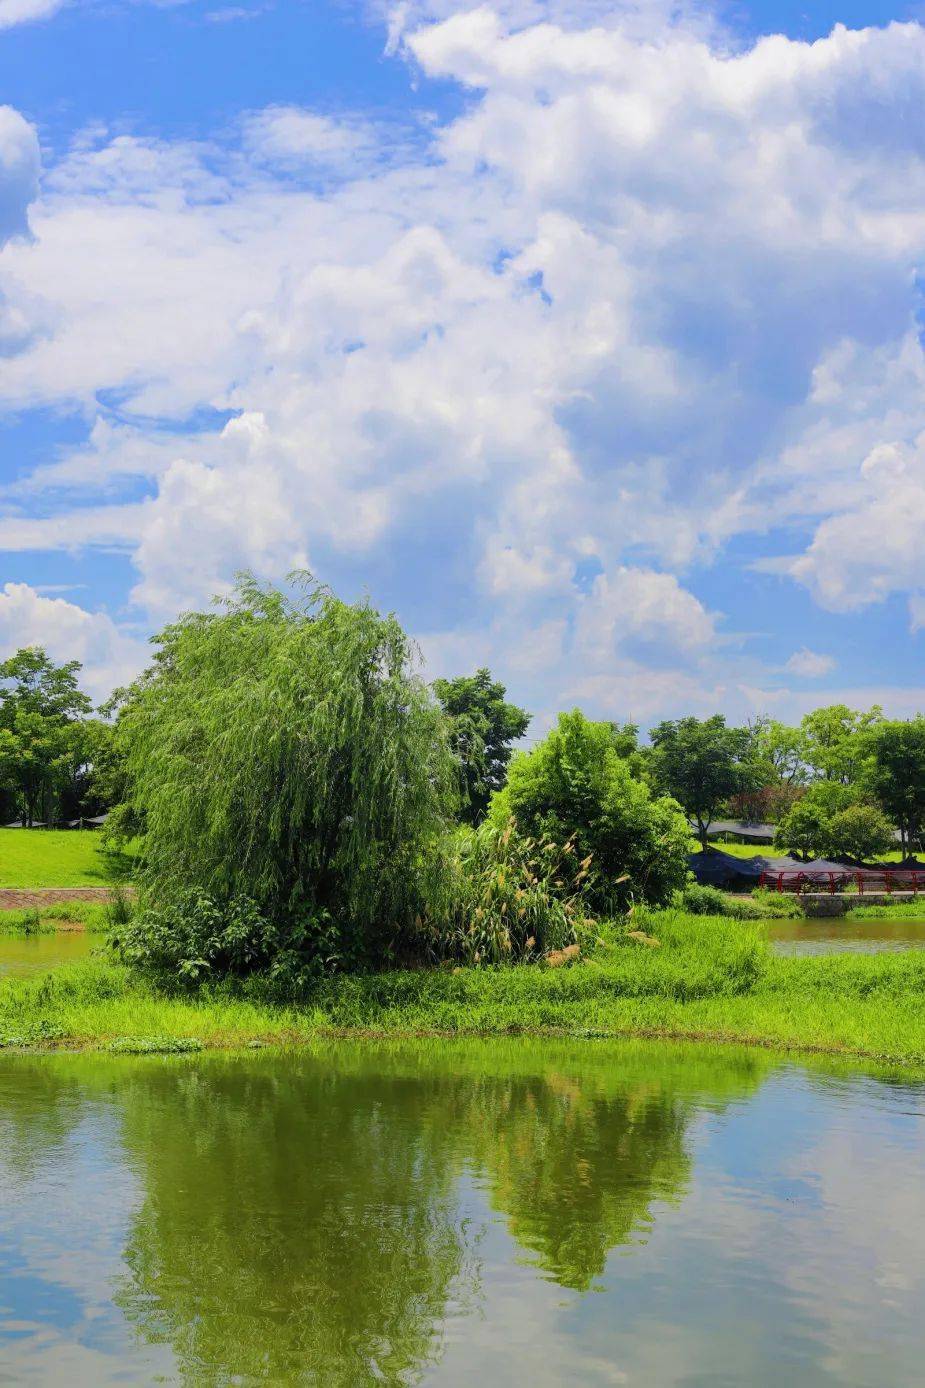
left=116, top=573, right=456, bottom=978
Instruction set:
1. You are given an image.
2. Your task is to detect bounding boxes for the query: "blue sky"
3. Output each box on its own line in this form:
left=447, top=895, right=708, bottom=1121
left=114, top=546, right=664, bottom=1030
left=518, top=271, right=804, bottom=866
left=0, top=0, right=923, bottom=725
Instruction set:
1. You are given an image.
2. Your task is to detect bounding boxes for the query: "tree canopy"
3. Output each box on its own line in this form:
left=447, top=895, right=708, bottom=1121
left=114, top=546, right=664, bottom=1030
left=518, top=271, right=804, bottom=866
left=433, top=668, right=530, bottom=825
left=490, top=709, right=690, bottom=915
left=0, top=648, right=99, bottom=826
left=869, top=718, right=925, bottom=856
left=115, top=574, right=456, bottom=978
left=648, top=715, right=757, bottom=850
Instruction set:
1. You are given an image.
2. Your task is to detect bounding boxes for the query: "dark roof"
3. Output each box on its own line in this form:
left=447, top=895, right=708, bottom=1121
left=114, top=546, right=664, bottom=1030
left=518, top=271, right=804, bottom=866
left=687, top=850, right=801, bottom=886
left=704, top=820, right=776, bottom=839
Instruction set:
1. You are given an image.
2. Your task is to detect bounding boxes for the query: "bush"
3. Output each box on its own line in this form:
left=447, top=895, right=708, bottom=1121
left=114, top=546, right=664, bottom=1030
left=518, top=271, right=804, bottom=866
left=113, top=574, right=455, bottom=979
left=489, top=710, right=690, bottom=916
left=676, top=883, right=767, bottom=920
left=114, top=891, right=342, bottom=992
left=433, top=818, right=593, bottom=966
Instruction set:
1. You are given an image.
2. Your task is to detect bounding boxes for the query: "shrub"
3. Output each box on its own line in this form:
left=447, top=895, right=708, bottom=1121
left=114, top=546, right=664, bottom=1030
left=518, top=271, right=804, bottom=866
left=105, top=885, right=134, bottom=930
left=114, top=892, right=342, bottom=992
left=433, top=819, right=593, bottom=965
left=677, top=883, right=766, bottom=920
left=748, top=887, right=804, bottom=919
left=489, top=710, right=690, bottom=915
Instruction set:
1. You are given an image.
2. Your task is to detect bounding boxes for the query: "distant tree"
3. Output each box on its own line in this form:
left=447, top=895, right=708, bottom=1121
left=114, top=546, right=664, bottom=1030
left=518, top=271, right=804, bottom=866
left=648, top=715, right=757, bottom=850
left=489, top=709, right=690, bottom=915
left=773, top=799, right=831, bottom=860
left=824, top=804, right=893, bottom=863
left=0, top=649, right=93, bottom=825
left=433, top=668, right=530, bottom=826
left=0, top=648, right=91, bottom=724
left=750, top=717, right=806, bottom=788
left=869, top=718, right=925, bottom=856
left=727, top=783, right=803, bottom=825
left=798, top=704, right=882, bottom=785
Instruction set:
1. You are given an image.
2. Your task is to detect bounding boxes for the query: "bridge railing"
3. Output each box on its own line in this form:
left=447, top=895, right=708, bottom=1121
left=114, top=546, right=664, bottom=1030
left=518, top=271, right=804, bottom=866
left=758, top=870, right=923, bottom=895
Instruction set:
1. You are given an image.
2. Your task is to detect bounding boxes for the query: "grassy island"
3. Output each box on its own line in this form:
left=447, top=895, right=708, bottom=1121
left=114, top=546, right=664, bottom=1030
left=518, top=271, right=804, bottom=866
left=3, top=910, right=925, bottom=1071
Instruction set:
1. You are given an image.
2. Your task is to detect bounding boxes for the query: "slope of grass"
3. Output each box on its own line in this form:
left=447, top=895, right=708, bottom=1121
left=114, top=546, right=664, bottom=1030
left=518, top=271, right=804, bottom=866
left=0, top=829, right=138, bottom=887
left=708, top=840, right=906, bottom=862
left=3, top=910, right=925, bottom=1070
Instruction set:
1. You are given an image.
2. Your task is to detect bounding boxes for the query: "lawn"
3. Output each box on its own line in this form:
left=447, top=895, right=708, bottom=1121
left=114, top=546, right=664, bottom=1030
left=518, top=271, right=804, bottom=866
left=704, top=840, right=906, bottom=862
left=0, top=829, right=138, bottom=888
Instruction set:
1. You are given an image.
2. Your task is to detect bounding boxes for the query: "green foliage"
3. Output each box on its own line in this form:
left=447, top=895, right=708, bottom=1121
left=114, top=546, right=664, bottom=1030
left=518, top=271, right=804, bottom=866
left=677, top=883, right=768, bottom=920
left=115, top=574, right=455, bottom=977
left=869, top=718, right=925, bottom=854
left=0, top=648, right=97, bottom=826
left=649, top=715, right=757, bottom=848
left=490, top=710, right=690, bottom=915
left=108, top=1036, right=202, bottom=1054
left=675, top=883, right=802, bottom=920
left=435, top=818, right=592, bottom=965
left=116, top=891, right=341, bottom=992
left=774, top=786, right=893, bottom=862
left=774, top=793, right=836, bottom=858
left=105, top=885, right=134, bottom=930
left=825, top=803, right=893, bottom=861
left=798, top=703, right=882, bottom=785
left=748, top=888, right=805, bottom=918
left=0, top=908, right=48, bottom=935
left=433, top=668, right=530, bottom=825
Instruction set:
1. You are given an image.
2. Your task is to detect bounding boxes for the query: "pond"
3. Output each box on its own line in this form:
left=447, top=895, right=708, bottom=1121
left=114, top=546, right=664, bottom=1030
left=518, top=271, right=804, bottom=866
left=768, top=918, right=925, bottom=956
left=0, top=1040, right=923, bottom=1385
left=0, top=930, right=95, bottom=978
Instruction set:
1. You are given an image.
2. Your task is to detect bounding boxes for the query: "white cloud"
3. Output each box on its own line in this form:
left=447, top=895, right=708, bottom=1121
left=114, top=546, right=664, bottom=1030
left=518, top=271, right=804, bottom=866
left=783, top=435, right=925, bottom=613
left=3, top=14, right=925, bottom=703
left=785, top=647, right=836, bottom=678
left=0, top=105, right=39, bottom=244
left=241, top=107, right=380, bottom=169
left=0, top=583, right=148, bottom=700
left=0, top=0, right=63, bottom=30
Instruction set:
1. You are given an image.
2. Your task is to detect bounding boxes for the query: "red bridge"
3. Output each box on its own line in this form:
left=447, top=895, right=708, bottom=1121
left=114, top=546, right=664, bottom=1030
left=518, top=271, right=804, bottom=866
left=760, top=868, right=925, bottom=896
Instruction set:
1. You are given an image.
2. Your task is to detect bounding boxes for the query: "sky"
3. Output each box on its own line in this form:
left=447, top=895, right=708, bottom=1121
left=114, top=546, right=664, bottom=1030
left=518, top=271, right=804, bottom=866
left=0, top=0, right=923, bottom=727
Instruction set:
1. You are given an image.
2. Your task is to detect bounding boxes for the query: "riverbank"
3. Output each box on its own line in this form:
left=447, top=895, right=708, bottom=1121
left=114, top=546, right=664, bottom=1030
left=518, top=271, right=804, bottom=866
left=2, top=911, right=925, bottom=1068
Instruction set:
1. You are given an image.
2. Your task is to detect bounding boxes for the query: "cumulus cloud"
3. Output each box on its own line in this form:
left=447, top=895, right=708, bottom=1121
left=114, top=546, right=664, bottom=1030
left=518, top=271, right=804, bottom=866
left=0, top=106, right=39, bottom=243
left=0, top=0, right=63, bottom=30
left=0, top=583, right=148, bottom=700
left=241, top=107, right=383, bottom=170
left=785, top=648, right=836, bottom=678
left=3, top=12, right=925, bottom=707
left=783, top=436, right=925, bottom=612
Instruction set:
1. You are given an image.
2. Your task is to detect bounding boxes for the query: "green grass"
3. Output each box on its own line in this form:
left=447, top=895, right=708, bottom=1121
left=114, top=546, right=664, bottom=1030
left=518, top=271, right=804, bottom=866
left=707, top=840, right=907, bottom=862
left=0, top=829, right=139, bottom=887
left=846, top=898, right=925, bottom=920
left=0, top=901, right=114, bottom=933
left=4, top=909, right=925, bottom=1070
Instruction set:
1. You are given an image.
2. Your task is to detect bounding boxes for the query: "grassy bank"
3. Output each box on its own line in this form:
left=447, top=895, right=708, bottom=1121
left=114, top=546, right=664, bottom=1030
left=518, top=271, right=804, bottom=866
left=0, top=901, right=114, bottom=934
left=0, top=828, right=139, bottom=887
left=2, top=910, right=925, bottom=1068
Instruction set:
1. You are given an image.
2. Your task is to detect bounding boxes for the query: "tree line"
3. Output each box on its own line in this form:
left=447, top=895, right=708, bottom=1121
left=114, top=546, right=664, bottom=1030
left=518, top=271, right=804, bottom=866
left=3, top=574, right=922, bottom=983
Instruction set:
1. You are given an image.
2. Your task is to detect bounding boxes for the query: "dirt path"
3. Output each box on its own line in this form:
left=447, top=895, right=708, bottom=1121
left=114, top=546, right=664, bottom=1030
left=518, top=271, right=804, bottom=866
left=0, top=887, right=134, bottom=909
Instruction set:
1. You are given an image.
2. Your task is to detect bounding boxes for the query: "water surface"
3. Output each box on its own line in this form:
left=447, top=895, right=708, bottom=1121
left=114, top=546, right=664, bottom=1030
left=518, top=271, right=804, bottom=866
left=768, top=918, right=925, bottom=956
left=0, top=931, right=94, bottom=978
left=0, top=1040, right=923, bottom=1385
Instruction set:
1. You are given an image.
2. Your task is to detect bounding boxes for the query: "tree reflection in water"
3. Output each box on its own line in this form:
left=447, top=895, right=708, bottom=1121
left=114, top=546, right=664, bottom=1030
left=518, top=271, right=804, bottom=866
left=0, top=1043, right=769, bottom=1384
